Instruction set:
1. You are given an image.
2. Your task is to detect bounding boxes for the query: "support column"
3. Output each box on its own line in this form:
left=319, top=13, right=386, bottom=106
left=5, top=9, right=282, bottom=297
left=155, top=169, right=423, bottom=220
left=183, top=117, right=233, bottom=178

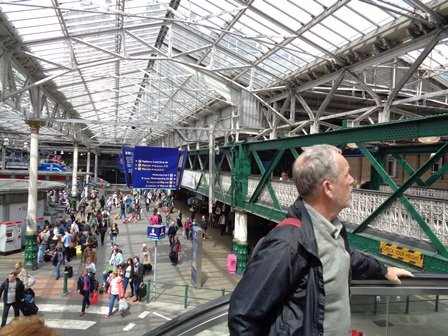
left=1, top=145, right=5, bottom=170
left=208, top=125, right=215, bottom=219
left=85, top=151, right=90, bottom=197
left=94, top=152, right=98, bottom=183
left=234, top=211, right=248, bottom=274
left=24, top=120, right=44, bottom=270
left=71, top=142, right=79, bottom=209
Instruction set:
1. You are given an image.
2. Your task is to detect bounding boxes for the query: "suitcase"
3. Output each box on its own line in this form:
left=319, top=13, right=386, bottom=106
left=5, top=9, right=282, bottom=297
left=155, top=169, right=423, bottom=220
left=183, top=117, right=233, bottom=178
left=138, top=283, right=147, bottom=299
left=20, top=301, right=39, bottom=316
left=65, top=265, right=73, bottom=278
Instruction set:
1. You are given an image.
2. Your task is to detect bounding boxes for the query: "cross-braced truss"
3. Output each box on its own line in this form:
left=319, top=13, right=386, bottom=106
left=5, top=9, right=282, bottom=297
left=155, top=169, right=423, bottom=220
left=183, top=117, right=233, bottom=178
left=0, top=0, right=447, bottom=151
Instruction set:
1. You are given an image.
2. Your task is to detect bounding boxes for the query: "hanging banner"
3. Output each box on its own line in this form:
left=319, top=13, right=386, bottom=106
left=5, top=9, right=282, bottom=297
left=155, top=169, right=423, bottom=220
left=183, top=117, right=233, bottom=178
left=132, top=146, right=179, bottom=189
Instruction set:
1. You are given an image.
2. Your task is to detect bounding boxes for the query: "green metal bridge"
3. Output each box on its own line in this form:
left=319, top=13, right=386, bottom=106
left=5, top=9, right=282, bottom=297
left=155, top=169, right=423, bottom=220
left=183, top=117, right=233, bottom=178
left=181, top=114, right=448, bottom=273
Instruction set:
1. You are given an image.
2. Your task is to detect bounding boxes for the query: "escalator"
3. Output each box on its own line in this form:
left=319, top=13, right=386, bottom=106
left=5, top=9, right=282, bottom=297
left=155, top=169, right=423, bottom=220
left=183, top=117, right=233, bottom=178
left=144, top=273, right=448, bottom=336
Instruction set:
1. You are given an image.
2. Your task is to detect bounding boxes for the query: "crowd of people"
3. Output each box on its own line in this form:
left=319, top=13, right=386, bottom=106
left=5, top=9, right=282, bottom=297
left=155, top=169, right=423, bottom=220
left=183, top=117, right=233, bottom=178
left=1, top=187, right=233, bottom=330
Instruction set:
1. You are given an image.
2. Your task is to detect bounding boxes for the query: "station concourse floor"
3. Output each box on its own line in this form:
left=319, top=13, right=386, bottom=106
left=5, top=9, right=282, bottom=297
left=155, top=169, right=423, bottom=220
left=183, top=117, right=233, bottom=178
left=0, top=199, right=240, bottom=336
left=1, top=199, right=448, bottom=335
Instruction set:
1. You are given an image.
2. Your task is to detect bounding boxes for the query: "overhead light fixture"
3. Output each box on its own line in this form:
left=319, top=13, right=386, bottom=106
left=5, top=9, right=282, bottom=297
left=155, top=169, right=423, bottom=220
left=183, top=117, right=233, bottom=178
left=418, top=136, right=440, bottom=144
left=346, top=143, right=358, bottom=149
left=3, top=138, right=10, bottom=147
left=60, top=150, right=64, bottom=155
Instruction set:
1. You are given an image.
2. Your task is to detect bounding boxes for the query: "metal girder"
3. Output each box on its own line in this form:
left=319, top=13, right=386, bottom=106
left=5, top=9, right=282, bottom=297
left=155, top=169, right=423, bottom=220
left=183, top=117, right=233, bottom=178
left=295, top=93, right=314, bottom=120
left=248, top=148, right=285, bottom=204
left=267, top=12, right=448, bottom=103
left=346, top=71, right=382, bottom=106
left=381, top=33, right=442, bottom=122
left=250, top=150, right=282, bottom=210
left=355, top=142, right=448, bottom=258
left=393, top=154, right=427, bottom=186
left=248, top=114, right=448, bottom=152
left=315, top=71, right=346, bottom=122
left=197, top=0, right=253, bottom=65
left=404, top=0, right=448, bottom=24
left=231, top=0, right=350, bottom=82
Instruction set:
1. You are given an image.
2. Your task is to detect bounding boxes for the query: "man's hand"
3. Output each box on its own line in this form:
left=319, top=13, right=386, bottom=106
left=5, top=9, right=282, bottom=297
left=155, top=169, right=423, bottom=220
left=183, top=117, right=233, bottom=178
left=384, top=267, right=413, bottom=284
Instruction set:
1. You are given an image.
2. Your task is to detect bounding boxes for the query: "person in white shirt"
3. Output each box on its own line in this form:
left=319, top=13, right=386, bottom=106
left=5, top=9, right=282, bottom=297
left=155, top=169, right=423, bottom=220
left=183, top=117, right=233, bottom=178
left=109, top=247, right=123, bottom=268
left=105, top=271, right=124, bottom=318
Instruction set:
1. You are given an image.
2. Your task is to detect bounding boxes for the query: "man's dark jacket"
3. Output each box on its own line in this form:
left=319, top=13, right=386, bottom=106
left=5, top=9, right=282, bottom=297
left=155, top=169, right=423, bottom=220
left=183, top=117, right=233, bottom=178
left=0, top=278, right=25, bottom=304
left=228, top=198, right=387, bottom=335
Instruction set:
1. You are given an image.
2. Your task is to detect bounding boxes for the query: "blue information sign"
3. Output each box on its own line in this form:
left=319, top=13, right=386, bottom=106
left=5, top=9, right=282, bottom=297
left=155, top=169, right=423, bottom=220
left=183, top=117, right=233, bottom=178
left=132, top=146, right=179, bottom=189
left=147, top=225, right=166, bottom=241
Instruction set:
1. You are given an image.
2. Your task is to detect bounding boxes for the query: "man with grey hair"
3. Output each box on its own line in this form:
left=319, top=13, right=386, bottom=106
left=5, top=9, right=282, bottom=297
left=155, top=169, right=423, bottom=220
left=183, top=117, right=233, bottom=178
left=229, top=144, right=412, bottom=336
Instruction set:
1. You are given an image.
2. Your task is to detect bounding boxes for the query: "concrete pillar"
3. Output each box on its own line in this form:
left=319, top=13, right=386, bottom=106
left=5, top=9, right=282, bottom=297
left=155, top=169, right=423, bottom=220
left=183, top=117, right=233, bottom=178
left=85, top=151, right=90, bottom=197
left=71, top=142, right=79, bottom=199
left=234, top=211, right=248, bottom=242
left=25, top=120, right=44, bottom=270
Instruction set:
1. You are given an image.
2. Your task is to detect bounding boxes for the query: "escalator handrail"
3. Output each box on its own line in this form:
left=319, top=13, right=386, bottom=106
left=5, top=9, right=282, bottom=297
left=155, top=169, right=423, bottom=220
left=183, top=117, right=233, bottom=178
left=144, top=274, right=448, bottom=336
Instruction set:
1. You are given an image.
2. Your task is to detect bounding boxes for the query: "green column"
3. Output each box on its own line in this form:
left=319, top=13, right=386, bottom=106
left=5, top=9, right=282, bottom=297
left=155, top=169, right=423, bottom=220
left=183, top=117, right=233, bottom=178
left=24, top=232, right=38, bottom=270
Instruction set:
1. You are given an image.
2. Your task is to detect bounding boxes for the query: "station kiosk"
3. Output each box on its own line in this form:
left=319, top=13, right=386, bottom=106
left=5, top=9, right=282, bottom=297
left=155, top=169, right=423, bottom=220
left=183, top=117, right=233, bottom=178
left=0, top=221, right=23, bottom=254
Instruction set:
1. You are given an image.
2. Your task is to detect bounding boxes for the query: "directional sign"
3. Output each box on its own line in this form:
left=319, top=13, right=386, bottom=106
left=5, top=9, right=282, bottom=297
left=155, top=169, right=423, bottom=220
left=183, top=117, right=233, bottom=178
left=147, top=225, right=166, bottom=241
left=132, top=146, right=179, bottom=189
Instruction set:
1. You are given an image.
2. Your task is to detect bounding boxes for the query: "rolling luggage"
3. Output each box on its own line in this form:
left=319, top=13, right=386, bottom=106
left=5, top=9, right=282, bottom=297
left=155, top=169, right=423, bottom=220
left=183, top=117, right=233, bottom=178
left=20, top=301, right=39, bottom=316
left=169, top=251, right=178, bottom=263
left=44, top=253, right=52, bottom=262
left=139, top=282, right=147, bottom=299
left=65, top=265, right=73, bottom=278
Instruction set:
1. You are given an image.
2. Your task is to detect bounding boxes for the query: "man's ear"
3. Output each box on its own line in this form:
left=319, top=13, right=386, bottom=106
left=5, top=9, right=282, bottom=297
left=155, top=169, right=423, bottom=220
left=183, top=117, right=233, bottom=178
left=322, top=180, right=333, bottom=198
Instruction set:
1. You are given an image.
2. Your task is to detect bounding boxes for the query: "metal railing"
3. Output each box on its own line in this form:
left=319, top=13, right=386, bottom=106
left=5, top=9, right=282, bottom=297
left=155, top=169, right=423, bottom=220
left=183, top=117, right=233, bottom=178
left=145, top=280, right=228, bottom=308
left=143, top=273, right=448, bottom=336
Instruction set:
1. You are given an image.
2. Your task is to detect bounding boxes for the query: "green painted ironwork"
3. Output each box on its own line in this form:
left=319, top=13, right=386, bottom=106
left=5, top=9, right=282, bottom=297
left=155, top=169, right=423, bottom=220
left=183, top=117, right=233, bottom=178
left=348, top=233, right=448, bottom=273
left=355, top=143, right=448, bottom=258
left=250, top=150, right=282, bottom=210
left=187, top=154, right=194, bottom=170
left=62, top=271, right=68, bottom=296
left=214, top=153, right=227, bottom=197
left=369, top=151, right=385, bottom=190
left=290, top=147, right=300, bottom=160
left=232, top=144, right=250, bottom=208
left=249, top=148, right=285, bottom=204
left=248, top=114, right=448, bottom=152
left=24, top=232, right=38, bottom=271
left=182, top=114, right=448, bottom=272
left=393, top=154, right=427, bottom=186
left=425, top=163, right=448, bottom=186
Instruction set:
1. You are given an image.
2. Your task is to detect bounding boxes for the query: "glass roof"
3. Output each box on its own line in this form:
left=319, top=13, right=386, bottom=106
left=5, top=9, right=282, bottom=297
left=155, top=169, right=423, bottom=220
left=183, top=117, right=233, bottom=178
left=0, top=0, right=444, bottom=146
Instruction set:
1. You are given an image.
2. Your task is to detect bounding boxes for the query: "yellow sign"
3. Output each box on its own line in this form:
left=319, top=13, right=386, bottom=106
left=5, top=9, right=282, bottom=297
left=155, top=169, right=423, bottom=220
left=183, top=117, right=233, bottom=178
left=380, top=242, right=424, bottom=268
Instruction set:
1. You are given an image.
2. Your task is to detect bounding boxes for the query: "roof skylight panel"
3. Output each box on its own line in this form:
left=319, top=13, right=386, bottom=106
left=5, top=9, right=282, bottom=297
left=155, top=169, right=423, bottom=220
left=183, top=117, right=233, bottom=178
left=253, top=0, right=303, bottom=31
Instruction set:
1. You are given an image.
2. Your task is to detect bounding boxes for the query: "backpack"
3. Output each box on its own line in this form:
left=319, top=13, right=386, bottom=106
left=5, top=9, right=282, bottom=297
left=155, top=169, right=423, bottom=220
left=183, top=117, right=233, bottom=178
left=249, top=217, right=302, bottom=264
